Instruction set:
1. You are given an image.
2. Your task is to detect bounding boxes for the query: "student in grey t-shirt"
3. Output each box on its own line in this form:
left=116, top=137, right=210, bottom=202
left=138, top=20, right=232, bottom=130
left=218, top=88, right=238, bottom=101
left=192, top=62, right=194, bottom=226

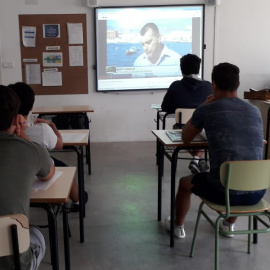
left=165, top=63, right=265, bottom=239
left=0, top=86, right=54, bottom=269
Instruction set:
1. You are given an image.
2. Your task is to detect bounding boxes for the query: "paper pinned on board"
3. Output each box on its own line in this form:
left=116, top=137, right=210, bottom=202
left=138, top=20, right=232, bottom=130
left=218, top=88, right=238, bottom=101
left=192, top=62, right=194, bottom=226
left=22, top=26, right=36, bottom=47
left=25, top=64, right=41, bottom=84
left=69, top=46, right=83, bottom=66
left=42, top=72, right=62, bottom=86
left=67, top=23, right=83, bottom=44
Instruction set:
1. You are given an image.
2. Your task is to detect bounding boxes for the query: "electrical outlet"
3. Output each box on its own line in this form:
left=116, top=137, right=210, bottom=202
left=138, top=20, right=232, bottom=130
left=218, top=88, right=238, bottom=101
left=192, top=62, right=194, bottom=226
left=2, top=62, right=14, bottom=68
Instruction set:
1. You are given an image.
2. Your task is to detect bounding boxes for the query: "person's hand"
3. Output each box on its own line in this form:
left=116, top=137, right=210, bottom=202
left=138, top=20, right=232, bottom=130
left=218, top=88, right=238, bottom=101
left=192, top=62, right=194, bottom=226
left=15, top=115, right=27, bottom=137
left=203, top=94, right=215, bottom=104
left=34, top=118, right=51, bottom=125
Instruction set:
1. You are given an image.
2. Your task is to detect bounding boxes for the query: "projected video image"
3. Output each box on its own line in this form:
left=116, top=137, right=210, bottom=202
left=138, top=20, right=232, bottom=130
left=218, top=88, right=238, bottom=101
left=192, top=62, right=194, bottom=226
left=95, top=5, right=204, bottom=92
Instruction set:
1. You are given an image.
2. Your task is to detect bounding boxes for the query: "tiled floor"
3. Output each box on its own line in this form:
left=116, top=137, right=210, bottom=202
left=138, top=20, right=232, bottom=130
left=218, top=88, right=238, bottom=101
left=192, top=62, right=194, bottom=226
left=32, top=141, right=270, bottom=270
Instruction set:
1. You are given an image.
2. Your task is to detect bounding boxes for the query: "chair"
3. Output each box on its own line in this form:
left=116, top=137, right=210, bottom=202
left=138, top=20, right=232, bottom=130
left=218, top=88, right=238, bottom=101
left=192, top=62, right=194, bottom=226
left=175, top=108, right=195, bottom=129
left=0, top=214, right=30, bottom=270
left=189, top=160, right=270, bottom=270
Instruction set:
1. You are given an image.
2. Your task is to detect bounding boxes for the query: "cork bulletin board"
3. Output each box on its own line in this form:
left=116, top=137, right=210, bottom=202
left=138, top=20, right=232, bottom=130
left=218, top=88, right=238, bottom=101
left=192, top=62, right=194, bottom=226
left=18, top=14, right=88, bottom=95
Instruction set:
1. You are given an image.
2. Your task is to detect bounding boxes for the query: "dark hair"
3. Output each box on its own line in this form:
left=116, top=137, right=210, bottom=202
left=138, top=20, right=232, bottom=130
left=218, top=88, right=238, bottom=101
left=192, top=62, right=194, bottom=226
left=211, top=63, right=240, bottom=91
left=140, top=22, right=160, bottom=36
left=0, top=85, right=20, bottom=131
left=8, top=82, right=35, bottom=116
left=180, top=54, right=201, bottom=75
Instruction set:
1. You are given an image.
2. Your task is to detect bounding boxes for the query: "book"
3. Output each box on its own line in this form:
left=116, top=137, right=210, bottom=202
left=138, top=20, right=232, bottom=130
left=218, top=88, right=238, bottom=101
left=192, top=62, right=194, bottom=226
left=166, top=131, right=182, bottom=142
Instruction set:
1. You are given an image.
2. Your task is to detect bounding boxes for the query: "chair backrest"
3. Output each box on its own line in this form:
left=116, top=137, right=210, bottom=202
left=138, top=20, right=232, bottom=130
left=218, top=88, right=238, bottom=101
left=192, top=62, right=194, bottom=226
left=175, top=108, right=195, bottom=126
left=0, top=214, right=30, bottom=258
left=220, top=160, right=270, bottom=191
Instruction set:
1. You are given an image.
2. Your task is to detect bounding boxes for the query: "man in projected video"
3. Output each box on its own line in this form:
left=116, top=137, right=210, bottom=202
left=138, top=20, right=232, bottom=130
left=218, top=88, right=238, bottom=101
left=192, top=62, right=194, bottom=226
left=134, top=22, right=181, bottom=66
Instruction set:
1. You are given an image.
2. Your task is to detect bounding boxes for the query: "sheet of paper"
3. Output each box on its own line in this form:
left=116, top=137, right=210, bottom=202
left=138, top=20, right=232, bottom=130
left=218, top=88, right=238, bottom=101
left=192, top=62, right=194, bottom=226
left=43, top=52, right=63, bottom=67
left=67, top=23, right=83, bottom=44
left=42, top=72, right=62, bottom=86
left=25, top=64, right=41, bottom=84
left=32, top=171, right=63, bottom=191
left=61, top=133, right=87, bottom=142
left=22, top=26, right=36, bottom=47
left=69, top=46, right=83, bottom=66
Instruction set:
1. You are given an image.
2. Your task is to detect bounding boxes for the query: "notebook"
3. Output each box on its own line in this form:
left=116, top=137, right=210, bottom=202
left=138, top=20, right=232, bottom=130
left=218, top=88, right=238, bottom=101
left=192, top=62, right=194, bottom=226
left=166, top=131, right=207, bottom=142
left=166, top=131, right=182, bottom=142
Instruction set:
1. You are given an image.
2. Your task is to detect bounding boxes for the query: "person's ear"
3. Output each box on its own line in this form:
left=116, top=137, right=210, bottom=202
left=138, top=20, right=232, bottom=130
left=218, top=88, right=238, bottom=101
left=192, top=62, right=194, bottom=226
left=12, top=114, right=19, bottom=126
left=212, top=81, right=217, bottom=92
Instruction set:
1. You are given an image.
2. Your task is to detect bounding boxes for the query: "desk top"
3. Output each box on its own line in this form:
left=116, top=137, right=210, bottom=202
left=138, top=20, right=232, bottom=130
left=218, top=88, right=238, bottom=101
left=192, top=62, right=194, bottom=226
left=30, top=167, right=76, bottom=204
left=60, top=129, right=89, bottom=146
left=153, top=130, right=267, bottom=147
left=152, top=130, right=209, bottom=147
left=32, top=105, right=94, bottom=114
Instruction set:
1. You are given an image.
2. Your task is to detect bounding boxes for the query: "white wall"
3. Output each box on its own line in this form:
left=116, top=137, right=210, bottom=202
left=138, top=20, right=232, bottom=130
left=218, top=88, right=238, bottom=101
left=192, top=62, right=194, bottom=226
left=0, top=0, right=269, bottom=142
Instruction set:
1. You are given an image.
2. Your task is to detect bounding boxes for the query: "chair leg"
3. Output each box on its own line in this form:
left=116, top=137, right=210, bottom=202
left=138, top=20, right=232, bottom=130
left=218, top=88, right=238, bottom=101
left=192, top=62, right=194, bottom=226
left=190, top=202, right=204, bottom=257
left=215, top=217, right=223, bottom=270
left=10, top=224, right=21, bottom=270
left=248, top=216, right=252, bottom=254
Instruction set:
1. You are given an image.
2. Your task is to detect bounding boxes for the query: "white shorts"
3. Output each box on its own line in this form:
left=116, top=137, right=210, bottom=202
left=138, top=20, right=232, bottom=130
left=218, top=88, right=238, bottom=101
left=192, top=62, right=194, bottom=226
left=29, top=226, right=46, bottom=270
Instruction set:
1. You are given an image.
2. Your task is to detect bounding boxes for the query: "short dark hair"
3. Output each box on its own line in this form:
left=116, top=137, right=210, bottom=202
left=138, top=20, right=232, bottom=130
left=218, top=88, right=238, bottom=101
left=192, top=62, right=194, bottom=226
left=211, top=63, right=240, bottom=91
left=8, top=82, right=35, bottom=116
left=0, top=85, right=20, bottom=131
left=180, top=54, right=201, bottom=75
left=140, top=22, right=160, bottom=36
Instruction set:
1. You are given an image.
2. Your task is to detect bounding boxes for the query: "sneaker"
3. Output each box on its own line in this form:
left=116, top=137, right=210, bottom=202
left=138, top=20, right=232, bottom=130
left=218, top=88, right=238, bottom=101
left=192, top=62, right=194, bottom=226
left=219, top=219, right=235, bottom=237
left=165, top=216, right=186, bottom=239
left=70, top=191, right=88, bottom=213
left=198, top=159, right=209, bottom=172
left=188, top=160, right=201, bottom=174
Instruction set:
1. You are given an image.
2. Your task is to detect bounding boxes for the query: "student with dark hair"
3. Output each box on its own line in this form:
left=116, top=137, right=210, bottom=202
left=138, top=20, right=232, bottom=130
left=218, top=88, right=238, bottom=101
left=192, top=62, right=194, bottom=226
left=0, top=85, right=54, bottom=269
left=134, top=22, right=181, bottom=66
left=165, top=62, right=265, bottom=239
left=161, top=54, right=212, bottom=173
left=161, top=54, right=212, bottom=114
left=9, top=82, right=88, bottom=212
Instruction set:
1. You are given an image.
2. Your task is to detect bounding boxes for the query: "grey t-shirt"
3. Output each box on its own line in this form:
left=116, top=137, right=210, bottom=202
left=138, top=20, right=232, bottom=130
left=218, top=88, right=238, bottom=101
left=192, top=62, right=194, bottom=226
left=191, top=97, right=264, bottom=193
left=0, top=132, right=52, bottom=269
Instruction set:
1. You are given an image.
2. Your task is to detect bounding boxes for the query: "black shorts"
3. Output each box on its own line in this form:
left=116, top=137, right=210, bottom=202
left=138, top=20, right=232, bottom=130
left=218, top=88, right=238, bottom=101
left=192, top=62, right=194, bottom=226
left=191, top=172, right=266, bottom=206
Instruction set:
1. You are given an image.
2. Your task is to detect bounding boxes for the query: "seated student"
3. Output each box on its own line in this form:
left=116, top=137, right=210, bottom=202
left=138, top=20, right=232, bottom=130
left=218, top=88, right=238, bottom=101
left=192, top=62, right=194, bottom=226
left=0, top=85, right=54, bottom=269
left=9, top=82, right=87, bottom=212
left=161, top=54, right=212, bottom=174
left=166, top=62, right=265, bottom=239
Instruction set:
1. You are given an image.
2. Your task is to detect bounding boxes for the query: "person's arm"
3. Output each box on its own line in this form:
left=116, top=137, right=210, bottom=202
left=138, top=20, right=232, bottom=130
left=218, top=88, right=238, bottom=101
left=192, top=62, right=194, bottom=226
left=182, top=94, right=215, bottom=144
left=182, top=120, right=203, bottom=144
left=37, top=163, right=55, bottom=181
left=34, top=118, right=63, bottom=150
left=161, top=85, right=174, bottom=113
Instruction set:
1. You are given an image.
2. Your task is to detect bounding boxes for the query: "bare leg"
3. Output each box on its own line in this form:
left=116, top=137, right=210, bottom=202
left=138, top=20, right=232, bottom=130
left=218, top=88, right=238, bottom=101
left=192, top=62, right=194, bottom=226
left=226, top=217, right=237, bottom=223
left=69, top=179, right=79, bottom=203
left=175, top=174, right=195, bottom=226
left=188, top=149, right=204, bottom=158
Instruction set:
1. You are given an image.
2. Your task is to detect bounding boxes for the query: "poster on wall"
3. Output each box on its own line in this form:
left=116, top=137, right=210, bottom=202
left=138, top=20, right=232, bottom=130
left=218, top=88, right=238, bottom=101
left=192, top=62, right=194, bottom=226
left=69, top=46, right=83, bottom=66
left=67, top=23, right=83, bottom=44
left=43, top=24, right=60, bottom=38
left=22, top=26, right=36, bottom=47
left=42, top=52, right=63, bottom=67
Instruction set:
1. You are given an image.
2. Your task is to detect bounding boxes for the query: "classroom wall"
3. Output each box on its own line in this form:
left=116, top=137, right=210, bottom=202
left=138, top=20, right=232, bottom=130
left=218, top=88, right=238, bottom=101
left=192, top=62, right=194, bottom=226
left=0, top=0, right=270, bottom=142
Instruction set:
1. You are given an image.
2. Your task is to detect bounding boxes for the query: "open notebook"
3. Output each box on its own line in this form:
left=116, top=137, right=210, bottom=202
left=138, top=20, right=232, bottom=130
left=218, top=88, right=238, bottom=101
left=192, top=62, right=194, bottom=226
left=166, top=131, right=182, bottom=142
left=166, top=131, right=207, bottom=142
